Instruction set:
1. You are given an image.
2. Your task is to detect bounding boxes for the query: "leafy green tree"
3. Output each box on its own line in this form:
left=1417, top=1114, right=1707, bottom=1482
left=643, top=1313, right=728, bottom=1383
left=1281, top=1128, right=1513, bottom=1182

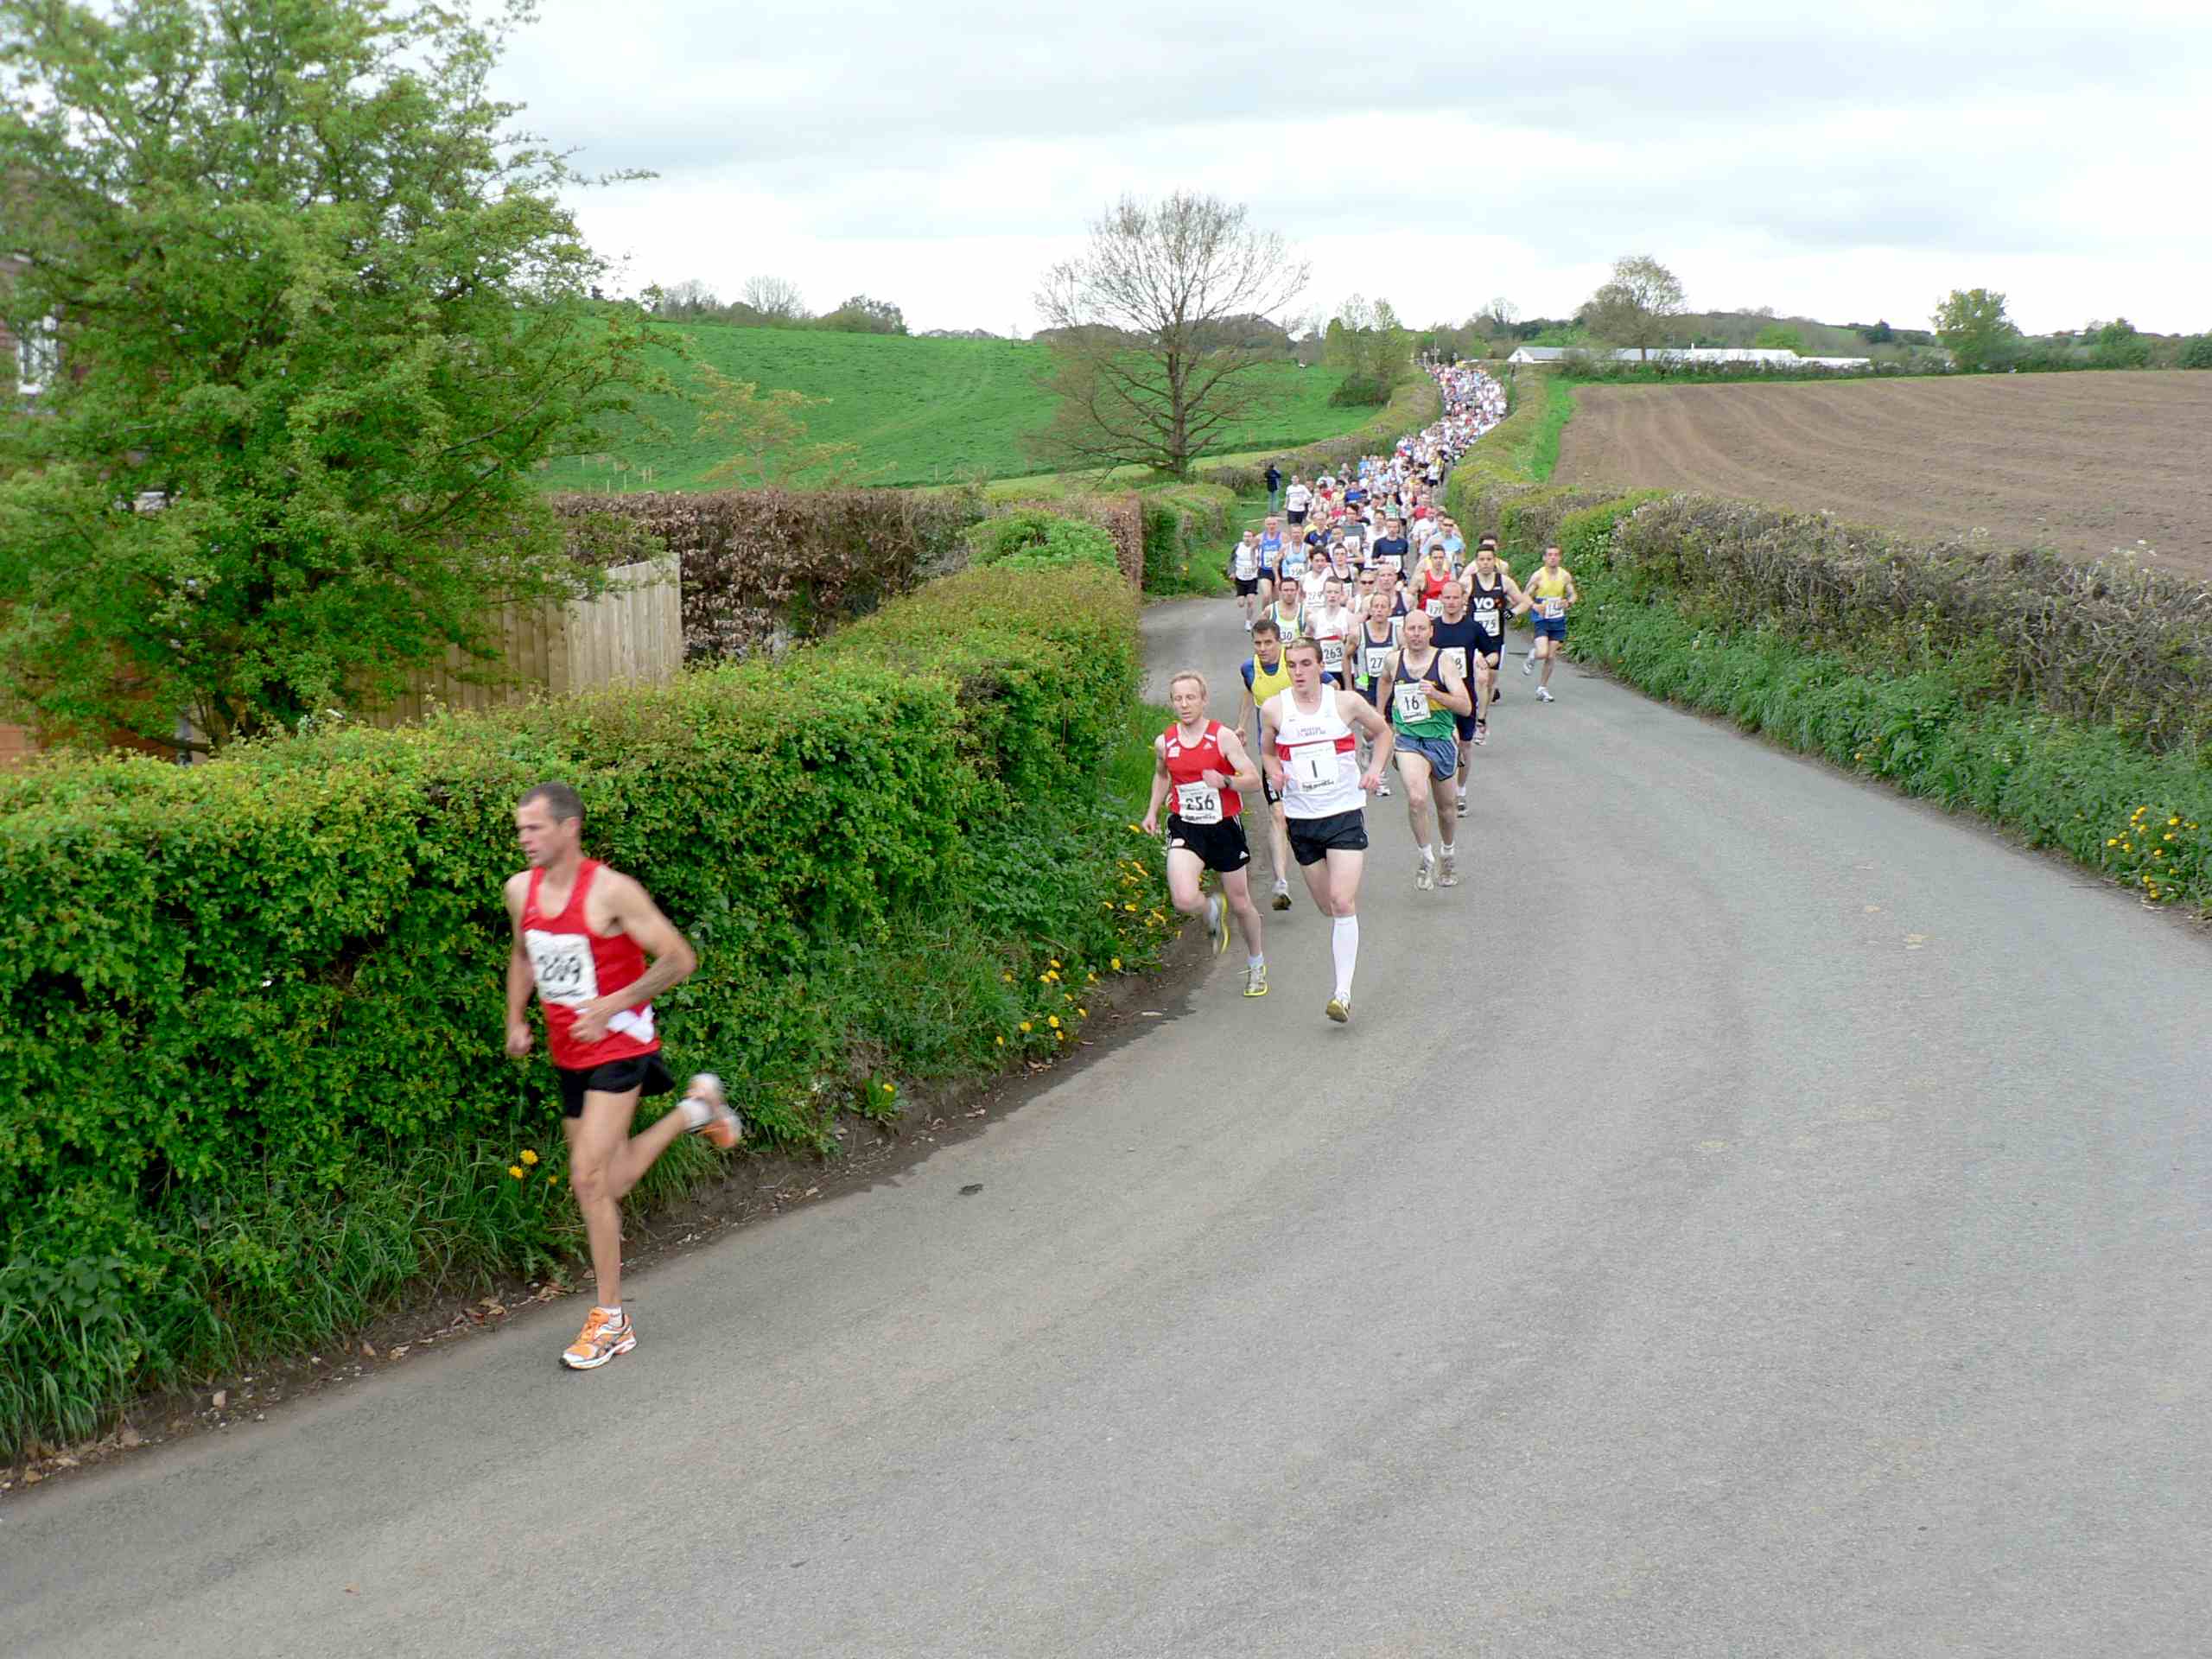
left=695, top=369, right=859, bottom=487
left=2090, top=317, right=2152, bottom=369
left=817, top=295, right=906, bottom=336
left=2180, top=335, right=2212, bottom=370
left=1322, top=293, right=1412, bottom=404
left=1580, top=255, right=1686, bottom=361
left=1931, top=288, right=2019, bottom=372
left=1752, top=323, right=1807, bottom=354
left=1861, top=319, right=1897, bottom=344
left=0, top=0, right=667, bottom=751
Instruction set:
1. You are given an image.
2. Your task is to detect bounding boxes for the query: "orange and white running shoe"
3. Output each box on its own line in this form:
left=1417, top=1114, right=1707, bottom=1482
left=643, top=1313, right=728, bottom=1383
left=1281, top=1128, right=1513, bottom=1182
left=562, top=1306, right=636, bottom=1371
left=681, top=1072, right=743, bottom=1150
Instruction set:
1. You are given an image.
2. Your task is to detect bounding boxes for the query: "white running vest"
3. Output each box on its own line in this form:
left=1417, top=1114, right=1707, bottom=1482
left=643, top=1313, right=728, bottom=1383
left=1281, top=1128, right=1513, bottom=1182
left=1267, top=688, right=1363, bottom=819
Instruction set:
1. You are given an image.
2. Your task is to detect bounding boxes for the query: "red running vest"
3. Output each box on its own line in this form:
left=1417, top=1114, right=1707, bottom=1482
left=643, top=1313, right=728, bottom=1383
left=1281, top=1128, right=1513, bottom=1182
left=521, top=859, right=659, bottom=1069
left=1161, top=719, right=1243, bottom=821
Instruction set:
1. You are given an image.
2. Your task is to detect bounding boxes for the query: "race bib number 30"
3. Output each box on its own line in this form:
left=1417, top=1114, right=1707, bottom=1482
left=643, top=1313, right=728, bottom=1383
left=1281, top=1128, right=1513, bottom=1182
left=1174, top=782, right=1223, bottom=825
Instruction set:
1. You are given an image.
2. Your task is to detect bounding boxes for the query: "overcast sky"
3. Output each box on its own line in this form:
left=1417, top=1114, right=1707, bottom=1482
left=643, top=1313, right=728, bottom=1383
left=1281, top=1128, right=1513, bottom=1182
left=494, top=0, right=2212, bottom=337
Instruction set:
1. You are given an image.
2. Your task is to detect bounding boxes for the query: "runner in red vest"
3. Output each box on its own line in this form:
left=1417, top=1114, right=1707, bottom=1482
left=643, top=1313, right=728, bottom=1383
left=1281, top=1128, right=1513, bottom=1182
left=505, top=780, right=742, bottom=1371
left=1141, top=672, right=1270, bottom=998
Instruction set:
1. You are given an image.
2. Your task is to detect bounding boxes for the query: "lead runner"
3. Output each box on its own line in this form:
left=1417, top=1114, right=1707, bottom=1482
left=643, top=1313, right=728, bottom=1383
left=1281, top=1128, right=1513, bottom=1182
left=505, top=781, right=743, bottom=1371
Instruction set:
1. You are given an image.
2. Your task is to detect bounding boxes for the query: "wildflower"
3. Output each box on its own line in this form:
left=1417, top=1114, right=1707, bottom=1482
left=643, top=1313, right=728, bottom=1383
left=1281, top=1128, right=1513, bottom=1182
left=1123, top=903, right=1137, bottom=912
left=1077, top=1007, right=1088, bottom=1018
left=519, top=1149, right=538, bottom=1166
left=1019, top=1020, right=1033, bottom=1033
left=1110, top=957, right=1122, bottom=970
left=508, top=1165, right=525, bottom=1180
left=1048, top=959, right=1061, bottom=969
left=2107, top=838, right=2119, bottom=847
left=995, top=1035, right=1005, bottom=1046
left=1001, top=972, right=1014, bottom=982
left=2171, top=817, right=2181, bottom=826
left=1047, top=1015, right=1060, bottom=1029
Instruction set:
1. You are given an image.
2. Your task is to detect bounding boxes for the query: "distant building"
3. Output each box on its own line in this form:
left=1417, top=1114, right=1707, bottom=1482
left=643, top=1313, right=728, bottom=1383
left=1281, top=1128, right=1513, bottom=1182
left=1505, top=345, right=1872, bottom=370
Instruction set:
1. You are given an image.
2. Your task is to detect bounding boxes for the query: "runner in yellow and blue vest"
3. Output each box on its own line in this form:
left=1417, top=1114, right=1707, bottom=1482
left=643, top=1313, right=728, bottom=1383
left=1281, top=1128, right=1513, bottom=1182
left=1236, top=618, right=1299, bottom=912
left=1522, top=543, right=1579, bottom=703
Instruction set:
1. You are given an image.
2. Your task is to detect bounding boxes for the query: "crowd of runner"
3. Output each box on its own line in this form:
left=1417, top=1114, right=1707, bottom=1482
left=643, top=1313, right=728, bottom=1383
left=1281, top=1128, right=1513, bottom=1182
left=1147, top=364, right=1580, bottom=1026
left=505, top=361, right=1576, bottom=1372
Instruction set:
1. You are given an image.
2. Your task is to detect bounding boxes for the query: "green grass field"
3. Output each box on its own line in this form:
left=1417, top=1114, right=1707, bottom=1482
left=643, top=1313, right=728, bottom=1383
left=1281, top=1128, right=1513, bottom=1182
left=542, top=323, right=1378, bottom=493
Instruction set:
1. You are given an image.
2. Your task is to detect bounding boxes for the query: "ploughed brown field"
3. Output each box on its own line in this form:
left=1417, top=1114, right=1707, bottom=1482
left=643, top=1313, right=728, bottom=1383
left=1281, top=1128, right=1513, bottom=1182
left=1554, top=372, right=2212, bottom=578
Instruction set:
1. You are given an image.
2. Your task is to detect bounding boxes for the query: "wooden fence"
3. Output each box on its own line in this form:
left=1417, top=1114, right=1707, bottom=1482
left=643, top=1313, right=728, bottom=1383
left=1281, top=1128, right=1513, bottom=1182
left=367, top=557, right=682, bottom=727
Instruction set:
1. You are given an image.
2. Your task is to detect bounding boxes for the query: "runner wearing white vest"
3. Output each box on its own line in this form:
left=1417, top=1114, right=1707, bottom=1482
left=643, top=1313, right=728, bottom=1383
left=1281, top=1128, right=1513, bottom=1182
left=1259, top=639, right=1395, bottom=1025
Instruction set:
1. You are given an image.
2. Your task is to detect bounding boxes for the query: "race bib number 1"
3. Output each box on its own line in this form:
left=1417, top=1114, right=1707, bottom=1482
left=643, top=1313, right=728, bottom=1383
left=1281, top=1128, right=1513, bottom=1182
left=1287, top=743, right=1338, bottom=789
left=1174, top=782, right=1223, bottom=825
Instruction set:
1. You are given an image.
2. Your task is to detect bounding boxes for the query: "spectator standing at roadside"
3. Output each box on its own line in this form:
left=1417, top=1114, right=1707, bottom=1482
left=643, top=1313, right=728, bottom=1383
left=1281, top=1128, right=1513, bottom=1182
left=1265, top=461, right=1283, bottom=516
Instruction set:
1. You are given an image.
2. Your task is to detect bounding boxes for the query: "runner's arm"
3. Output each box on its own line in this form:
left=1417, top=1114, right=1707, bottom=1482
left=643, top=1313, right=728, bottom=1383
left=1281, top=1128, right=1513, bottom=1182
left=1433, top=658, right=1474, bottom=717
left=1141, top=738, right=1172, bottom=836
left=1214, top=729, right=1264, bottom=798
left=1564, top=571, right=1580, bottom=605
left=1344, top=693, right=1395, bottom=782
left=1258, top=701, right=1285, bottom=791
left=586, top=873, right=697, bottom=1019
left=504, top=874, right=535, bottom=1056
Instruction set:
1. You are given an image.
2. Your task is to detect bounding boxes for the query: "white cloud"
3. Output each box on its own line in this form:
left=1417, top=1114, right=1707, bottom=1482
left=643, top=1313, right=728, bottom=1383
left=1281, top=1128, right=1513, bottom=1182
left=497, top=0, right=2212, bottom=335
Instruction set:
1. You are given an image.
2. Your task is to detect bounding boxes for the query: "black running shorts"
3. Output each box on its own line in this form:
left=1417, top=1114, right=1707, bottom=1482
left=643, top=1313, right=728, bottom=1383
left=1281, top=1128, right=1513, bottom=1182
left=1166, top=815, right=1252, bottom=874
left=1286, top=809, right=1369, bottom=866
left=556, top=1052, right=674, bottom=1120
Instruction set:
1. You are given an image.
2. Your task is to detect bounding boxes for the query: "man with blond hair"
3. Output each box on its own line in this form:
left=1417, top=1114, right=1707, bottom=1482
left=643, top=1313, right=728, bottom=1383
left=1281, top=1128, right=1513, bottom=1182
left=1142, top=671, right=1269, bottom=998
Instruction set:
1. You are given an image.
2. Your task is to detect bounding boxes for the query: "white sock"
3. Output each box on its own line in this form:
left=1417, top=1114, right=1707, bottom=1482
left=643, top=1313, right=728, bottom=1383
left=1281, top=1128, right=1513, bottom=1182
left=1331, top=914, right=1359, bottom=998
left=1248, top=954, right=1264, bottom=969
left=599, top=1303, right=624, bottom=1324
left=1427, top=842, right=1440, bottom=862
left=677, top=1093, right=711, bottom=1128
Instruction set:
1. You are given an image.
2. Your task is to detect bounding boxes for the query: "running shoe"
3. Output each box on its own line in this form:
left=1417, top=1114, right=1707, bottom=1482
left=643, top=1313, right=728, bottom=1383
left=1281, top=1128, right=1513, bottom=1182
left=1537, top=685, right=1554, bottom=702
left=1522, top=653, right=1534, bottom=676
left=1455, top=785, right=1469, bottom=809
left=1415, top=852, right=1435, bottom=892
left=1243, top=963, right=1270, bottom=998
left=1205, top=893, right=1229, bottom=955
left=561, top=1306, right=635, bottom=1371
left=1377, top=781, right=1391, bottom=798
left=1472, top=722, right=1488, bottom=747
left=1440, top=853, right=1459, bottom=889
left=1325, top=995, right=1351, bottom=1025
left=1270, top=881, right=1292, bottom=912
left=681, top=1073, right=743, bottom=1149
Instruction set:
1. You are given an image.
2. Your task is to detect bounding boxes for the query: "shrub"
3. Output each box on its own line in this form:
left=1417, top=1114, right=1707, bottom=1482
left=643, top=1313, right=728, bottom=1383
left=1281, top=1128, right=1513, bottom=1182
left=0, top=563, right=1164, bottom=1458
left=1138, top=482, right=1236, bottom=596
left=1328, top=372, right=1395, bottom=407
left=2181, top=335, right=2212, bottom=370
left=967, top=508, right=1122, bottom=575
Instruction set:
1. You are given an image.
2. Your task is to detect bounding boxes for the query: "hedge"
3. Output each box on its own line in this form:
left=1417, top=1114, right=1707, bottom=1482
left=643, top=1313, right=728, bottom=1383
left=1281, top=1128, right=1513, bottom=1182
left=1442, top=373, right=2212, bottom=914
left=1139, top=482, right=1237, bottom=596
left=0, top=563, right=1168, bottom=1459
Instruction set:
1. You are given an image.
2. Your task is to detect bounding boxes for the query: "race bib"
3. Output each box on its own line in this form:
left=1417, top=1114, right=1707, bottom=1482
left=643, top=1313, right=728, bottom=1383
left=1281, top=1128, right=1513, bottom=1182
left=1319, top=637, right=1345, bottom=671
left=1472, top=601, right=1500, bottom=632
left=1363, top=645, right=1393, bottom=681
left=1378, top=555, right=1402, bottom=575
left=1392, top=681, right=1431, bottom=723
left=1440, top=647, right=1467, bottom=680
left=1425, top=599, right=1444, bottom=617
left=1233, top=550, right=1257, bottom=579
left=524, top=929, right=598, bottom=1007
left=1174, top=781, right=1223, bottom=825
left=1287, top=742, right=1339, bottom=789
left=1541, top=596, right=1566, bottom=620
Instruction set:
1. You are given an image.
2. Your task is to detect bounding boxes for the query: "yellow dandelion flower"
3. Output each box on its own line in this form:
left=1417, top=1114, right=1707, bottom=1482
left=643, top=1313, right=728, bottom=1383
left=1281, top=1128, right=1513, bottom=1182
left=1123, top=903, right=1138, bottom=912
left=519, top=1149, right=538, bottom=1166
left=1110, top=957, right=1122, bottom=970
left=995, top=1034, right=1005, bottom=1046
left=1019, top=1020, right=1033, bottom=1033
left=2107, top=838, right=2119, bottom=847
left=1049, top=959, right=1061, bottom=969
left=1077, top=1007, right=1088, bottom=1018
left=1001, top=972, right=1014, bottom=982
left=2170, top=817, right=2180, bottom=826
left=507, top=1165, right=524, bottom=1180
left=1047, top=1015, right=1061, bottom=1029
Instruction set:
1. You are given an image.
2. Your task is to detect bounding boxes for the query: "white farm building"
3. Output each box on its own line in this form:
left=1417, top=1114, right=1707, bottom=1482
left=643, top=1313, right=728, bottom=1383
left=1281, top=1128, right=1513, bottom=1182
left=1505, top=346, right=1872, bottom=369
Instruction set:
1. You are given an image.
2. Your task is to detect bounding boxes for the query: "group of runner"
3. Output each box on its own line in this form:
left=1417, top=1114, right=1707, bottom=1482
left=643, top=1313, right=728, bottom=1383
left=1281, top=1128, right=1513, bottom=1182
left=503, top=363, right=1570, bottom=1370
left=1150, top=365, right=1581, bottom=1025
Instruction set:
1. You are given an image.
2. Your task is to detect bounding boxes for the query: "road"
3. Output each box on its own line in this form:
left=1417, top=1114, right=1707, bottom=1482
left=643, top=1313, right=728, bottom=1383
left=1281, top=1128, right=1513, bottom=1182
left=7, top=596, right=2208, bottom=1657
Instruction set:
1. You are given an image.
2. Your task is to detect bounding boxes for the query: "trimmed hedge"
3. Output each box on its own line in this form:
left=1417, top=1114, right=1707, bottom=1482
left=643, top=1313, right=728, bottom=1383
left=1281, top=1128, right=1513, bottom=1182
left=0, top=564, right=1166, bottom=1457
left=1139, top=482, right=1237, bottom=596
left=967, top=508, right=1122, bottom=575
left=1442, top=377, right=2212, bottom=915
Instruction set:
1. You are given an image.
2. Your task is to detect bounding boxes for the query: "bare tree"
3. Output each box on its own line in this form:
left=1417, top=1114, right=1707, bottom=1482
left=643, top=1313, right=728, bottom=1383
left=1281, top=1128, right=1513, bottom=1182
left=1030, top=192, right=1309, bottom=480
left=1581, top=255, right=1687, bottom=361
left=1481, top=295, right=1519, bottom=332
left=654, top=278, right=721, bottom=319
left=741, top=275, right=810, bottom=323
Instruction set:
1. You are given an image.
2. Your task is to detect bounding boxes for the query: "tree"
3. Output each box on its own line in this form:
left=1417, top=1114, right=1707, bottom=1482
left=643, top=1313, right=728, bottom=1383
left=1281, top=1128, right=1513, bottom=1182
left=1931, top=288, right=2019, bottom=372
left=1480, top=296, right=1520, bottom=334
left=817, top=295, right=906, bottom=336
left=1321, top=294, right=1412, bottom=404
left=0, top=0, right=667, bottom=751
left=1029, top=191, right=1309, bottom=480
left=695, top=369, right=858, bottom=488
left=1861, top=319, right=1897, bottom=344
left=741, top=275, right=811, bottom=324
left=2090, top=317, right=2151, bottom=369
left=1752, top=322, right=1807, bottom=354
left=654, top=279, right=721, bottom=320
left=2180, top=335, right=2212, bottom=370
left=1581, top=255, right=1686, bottom=361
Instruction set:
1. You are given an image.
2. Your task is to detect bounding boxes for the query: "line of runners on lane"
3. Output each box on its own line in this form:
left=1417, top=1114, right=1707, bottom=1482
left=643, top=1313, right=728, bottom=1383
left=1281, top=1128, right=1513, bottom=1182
left=1158, top=365, right=1583, bottom=1024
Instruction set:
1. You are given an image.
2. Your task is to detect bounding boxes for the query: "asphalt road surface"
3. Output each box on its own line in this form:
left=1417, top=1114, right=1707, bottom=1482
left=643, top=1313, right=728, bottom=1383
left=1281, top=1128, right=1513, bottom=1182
left=8, top=598, right=2207, bottom=1657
